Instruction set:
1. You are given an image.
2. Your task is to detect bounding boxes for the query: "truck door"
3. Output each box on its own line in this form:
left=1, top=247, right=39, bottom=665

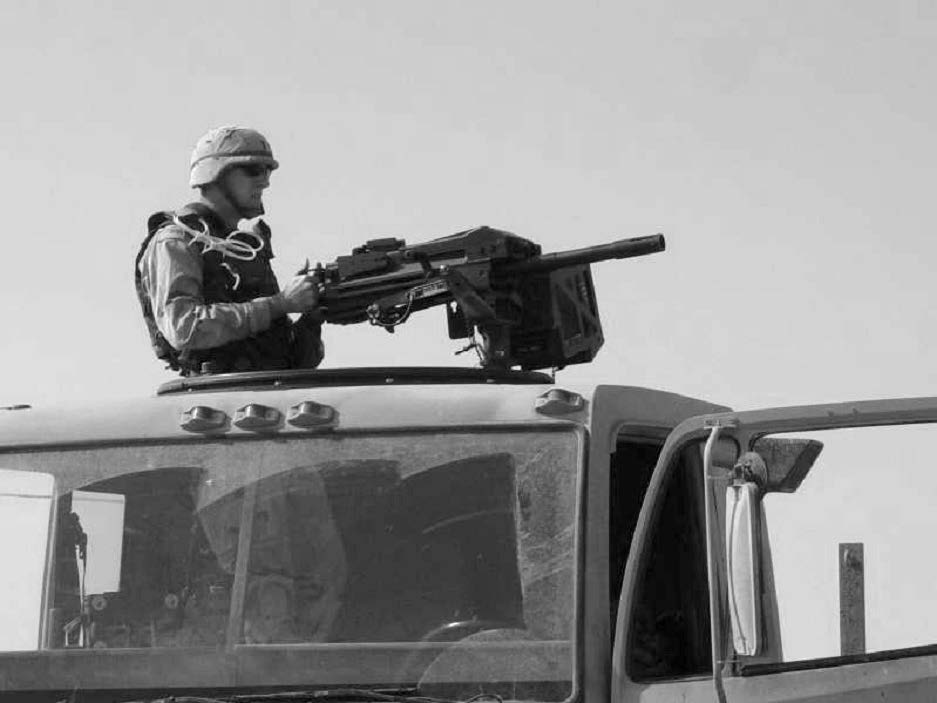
left=587, top=386, right=727, bottom=701
left=615, top=398, right=937, bottom=703
left=609, top=418, right=724, bottom=702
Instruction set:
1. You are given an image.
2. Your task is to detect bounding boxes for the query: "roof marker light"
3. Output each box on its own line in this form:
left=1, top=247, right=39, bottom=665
left=180, top=406, right=229, bottom=432
left=535, top=388, right=585, bottom=415
left=233, top=404, right=282, bottom=430
left=287, top=401, right=337, bottom=428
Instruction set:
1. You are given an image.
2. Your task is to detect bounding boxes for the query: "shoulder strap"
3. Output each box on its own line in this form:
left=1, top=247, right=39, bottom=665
left=177, top=202, right=227, bottom=234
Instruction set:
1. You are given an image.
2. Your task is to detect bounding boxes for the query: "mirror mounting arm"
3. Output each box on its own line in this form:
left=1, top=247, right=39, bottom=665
left=732, top=451, right=768, bottom=490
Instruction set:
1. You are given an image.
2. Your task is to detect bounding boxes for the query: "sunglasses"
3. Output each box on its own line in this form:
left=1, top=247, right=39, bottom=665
left=238, top=164, right=273, bottom=178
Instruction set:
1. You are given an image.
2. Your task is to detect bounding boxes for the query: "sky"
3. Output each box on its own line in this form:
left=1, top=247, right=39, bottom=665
left=1, top=0, right=936, bottom=411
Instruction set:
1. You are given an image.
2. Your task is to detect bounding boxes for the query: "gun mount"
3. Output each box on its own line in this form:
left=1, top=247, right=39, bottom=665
left=311, top=226, right=665, bottom=371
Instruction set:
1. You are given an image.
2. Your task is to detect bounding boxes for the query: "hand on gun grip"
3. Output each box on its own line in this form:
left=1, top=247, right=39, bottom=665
left=281, top=274, right=320, bottom=313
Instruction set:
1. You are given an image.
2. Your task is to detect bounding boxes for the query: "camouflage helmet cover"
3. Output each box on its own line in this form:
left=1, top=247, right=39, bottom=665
left=189, top=126, right=279, bottom=188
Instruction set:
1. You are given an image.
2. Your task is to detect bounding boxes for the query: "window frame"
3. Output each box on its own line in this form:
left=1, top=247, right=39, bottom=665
left=0, top=425, right=587, bottom=700
left=650, top=398, right=937, bottom=698
left=738, top=422, right=937, bottom=676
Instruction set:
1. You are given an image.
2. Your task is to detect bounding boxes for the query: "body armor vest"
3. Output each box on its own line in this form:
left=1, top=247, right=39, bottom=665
left=135, top=202, right=293, bottom=375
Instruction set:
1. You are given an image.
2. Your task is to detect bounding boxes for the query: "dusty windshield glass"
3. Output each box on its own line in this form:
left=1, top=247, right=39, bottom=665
left=0, top=429, right=579, bottom=700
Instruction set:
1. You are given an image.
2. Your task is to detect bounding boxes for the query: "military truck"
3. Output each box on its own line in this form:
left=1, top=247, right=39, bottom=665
left=4, top=226, right=935, bottom=701
left=1, top=367, right=936, bottom=703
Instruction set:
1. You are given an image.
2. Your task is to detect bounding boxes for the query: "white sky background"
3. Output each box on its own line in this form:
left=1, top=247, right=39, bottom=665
left=0, top=0, right=935, bottom=410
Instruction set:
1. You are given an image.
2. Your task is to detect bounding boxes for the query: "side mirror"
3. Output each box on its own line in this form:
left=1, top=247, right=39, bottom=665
left=752, top=437, right=823, bottom=493
left=724, top=452, right=765, bottom=656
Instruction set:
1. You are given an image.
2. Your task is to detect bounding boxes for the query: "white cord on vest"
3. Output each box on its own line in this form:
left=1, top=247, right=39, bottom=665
left=172, top=215, right=266, bottom=261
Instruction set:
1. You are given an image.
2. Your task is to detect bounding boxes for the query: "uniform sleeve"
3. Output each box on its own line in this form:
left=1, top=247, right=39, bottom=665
left=139, top=227, right=288, bottom=351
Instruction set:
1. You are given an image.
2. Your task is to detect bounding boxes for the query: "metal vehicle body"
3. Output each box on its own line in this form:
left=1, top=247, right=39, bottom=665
left=1, top=368, right=935, bottom=702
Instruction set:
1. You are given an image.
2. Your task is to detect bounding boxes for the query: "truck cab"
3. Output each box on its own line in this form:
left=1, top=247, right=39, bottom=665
left=0, top=368, right=934, bottom=702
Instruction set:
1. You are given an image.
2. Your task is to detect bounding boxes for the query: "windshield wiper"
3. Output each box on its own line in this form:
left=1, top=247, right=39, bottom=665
left=134, top=687, right=467, bottom=703
left=231, top=689, right=450, bottom=703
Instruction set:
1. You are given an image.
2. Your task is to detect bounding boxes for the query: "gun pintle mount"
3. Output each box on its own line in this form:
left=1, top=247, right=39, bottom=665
left=311, top=226, right=665, bottom=371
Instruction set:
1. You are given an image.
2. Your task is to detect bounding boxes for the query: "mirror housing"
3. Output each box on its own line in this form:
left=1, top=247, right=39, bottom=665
left=725, top=453, right=764, bottom=656
left=751, top=437, right=823, bottom=493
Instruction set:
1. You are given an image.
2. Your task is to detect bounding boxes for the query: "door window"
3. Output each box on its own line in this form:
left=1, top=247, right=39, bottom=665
left=625, top=444, right=711, bottom=680
left=758, top=424, right=937, bottom=666
left=609, top=439, right=663, bottom=641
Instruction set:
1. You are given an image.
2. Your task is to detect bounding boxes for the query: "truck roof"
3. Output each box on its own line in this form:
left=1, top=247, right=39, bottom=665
left=0, top=367, right=565, bottom=450
left=0, top=367, right=724, bottom=450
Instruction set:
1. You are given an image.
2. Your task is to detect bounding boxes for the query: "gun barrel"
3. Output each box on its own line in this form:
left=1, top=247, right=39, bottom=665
left=499, top=233, right=665, bottom=275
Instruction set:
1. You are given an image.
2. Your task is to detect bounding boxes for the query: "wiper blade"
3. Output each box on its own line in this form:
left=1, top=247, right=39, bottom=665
left=229, top=689, right=451, bottom=703
left=136, top=687, right=458, bottom=703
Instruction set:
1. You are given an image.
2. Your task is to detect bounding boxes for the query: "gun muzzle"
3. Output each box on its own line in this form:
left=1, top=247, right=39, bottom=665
left=500, top=233, right=665, bottom=275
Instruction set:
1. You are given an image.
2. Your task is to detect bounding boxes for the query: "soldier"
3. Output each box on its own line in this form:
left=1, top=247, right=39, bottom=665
left=136, top=126, right=323, bottom=375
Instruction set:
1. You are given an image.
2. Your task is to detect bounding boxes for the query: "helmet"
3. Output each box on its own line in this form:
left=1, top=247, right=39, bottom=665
left=189, top=126, right=279, bottom=188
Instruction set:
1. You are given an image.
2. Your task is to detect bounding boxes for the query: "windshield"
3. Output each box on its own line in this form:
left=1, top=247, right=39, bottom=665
left=0, top=429, right=579, bottom=701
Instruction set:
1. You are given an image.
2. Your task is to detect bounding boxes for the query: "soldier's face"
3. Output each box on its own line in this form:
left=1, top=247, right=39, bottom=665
left=222, top=164, right=272, bottom=217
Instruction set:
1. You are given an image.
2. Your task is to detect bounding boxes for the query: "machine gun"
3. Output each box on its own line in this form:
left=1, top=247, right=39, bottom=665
left=309, top=226, right=665, bottom=371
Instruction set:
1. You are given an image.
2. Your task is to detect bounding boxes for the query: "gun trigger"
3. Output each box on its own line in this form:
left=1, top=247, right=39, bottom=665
left=412, top=252, right=433, bottom=275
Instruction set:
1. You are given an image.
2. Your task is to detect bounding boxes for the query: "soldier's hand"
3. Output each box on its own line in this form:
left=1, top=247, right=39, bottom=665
left=280, top=275, right=320, bottom=313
